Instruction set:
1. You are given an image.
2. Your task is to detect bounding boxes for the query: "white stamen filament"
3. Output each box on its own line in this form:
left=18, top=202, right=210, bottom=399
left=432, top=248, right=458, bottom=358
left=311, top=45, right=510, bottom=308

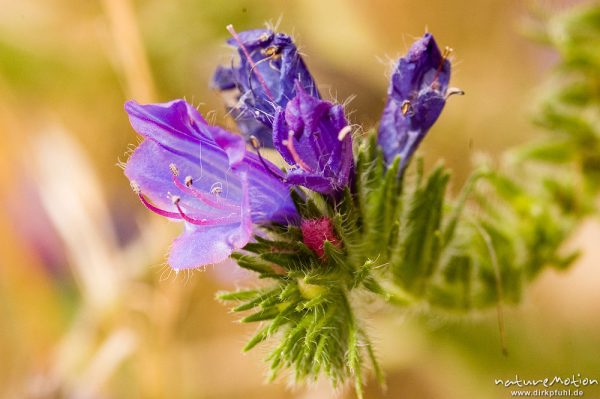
left=337, top=125, right=352, bottom=141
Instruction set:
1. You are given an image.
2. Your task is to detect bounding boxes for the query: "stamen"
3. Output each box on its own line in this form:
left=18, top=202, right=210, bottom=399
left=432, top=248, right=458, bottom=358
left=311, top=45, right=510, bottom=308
left=337, top=125, right=352, bottom=141
left=210, top=183, right=223, bottom=196
left=137, top=192, right=182, bottom=219
left=184, top=176, right=193, bottom=187
left=261, top=46, right=281, bottom=59
left=170, top=172, right=239, bottom=211
left=442, top=46, right=453, bottom=59
left=248, top=56, right=278, bottom=100
left=132, top=180, right=239, bottom=225
left=249, top=135, right=260, bottom=148
left=431, top=46, right=453, bottom=88
left=283, top=130, right=314, bottom=172
left=249, top=135, right=288, bottom=182
left=131, top=180, right=181, bottom=218
left=401, top=100, right=414, bottom=117
left=130, top=180, right=141, bottom=194
left=445, top=87, right=465, bottom=99
left=226, top=24, right=275, bottom=102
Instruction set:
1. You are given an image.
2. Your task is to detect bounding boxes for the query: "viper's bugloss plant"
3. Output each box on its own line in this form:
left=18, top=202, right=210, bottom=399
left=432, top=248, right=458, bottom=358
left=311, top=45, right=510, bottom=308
left=123, top=8, right=600, bottom=396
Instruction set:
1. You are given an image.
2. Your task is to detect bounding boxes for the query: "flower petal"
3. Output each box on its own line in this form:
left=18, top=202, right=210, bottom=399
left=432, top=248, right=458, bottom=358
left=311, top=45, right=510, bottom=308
left=243, top=154, right=298, bottom=224
left=168, top=223, right=248, bottom=270
left=126, top=99, right=248, bottom=166
left=209, top=125, right=246, bottom=167
left=285, top=173, right=336, bottom=193
left=212, top=66, right=236, bottom=90
left=125, top=100, right=211, bottom=150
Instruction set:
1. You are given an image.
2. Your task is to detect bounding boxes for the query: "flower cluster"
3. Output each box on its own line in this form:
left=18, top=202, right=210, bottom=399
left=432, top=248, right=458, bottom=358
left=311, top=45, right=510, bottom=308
left=124, top=28, right=456, bottom=271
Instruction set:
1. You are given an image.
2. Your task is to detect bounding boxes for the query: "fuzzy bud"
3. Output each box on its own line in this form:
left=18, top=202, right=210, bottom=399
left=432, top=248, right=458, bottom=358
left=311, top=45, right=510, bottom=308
left=300, top=217, right=340, bottom=259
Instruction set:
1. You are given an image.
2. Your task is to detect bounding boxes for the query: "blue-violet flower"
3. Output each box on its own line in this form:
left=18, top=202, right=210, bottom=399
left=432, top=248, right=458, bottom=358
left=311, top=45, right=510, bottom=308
left=124, top=99, right=297, bottom=270
left=378, top=33, right=455, bottom=169
left=212, top=27, right=319, bottom=146
left=273, top=83, right=354, bottom=194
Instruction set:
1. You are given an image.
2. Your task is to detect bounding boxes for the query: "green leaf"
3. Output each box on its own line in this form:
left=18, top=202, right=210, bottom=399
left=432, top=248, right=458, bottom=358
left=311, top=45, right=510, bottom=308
left=391, top=166, right=450, bottom=295
left=244, top=326, right=270, bottom=352
left=216, top=289, right=262, bottom=302
left=231, top=253, right=285, bottom=279
left=516, top=139, right=576, bottom=163
left=241, top=307, right=280, bottom=323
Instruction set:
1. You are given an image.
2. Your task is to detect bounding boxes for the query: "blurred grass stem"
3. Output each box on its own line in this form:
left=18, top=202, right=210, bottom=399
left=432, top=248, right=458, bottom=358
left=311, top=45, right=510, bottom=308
left=101, top=0, right=156, bottom=102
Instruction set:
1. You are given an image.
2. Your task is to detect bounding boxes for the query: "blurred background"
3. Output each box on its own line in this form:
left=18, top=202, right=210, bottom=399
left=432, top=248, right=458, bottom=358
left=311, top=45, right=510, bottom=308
left=0, top=0, right=599, bottom=398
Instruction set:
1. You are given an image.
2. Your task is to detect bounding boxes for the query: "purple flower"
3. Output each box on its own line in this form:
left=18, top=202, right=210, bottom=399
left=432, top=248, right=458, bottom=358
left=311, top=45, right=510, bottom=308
left=273, top=83, right=354, bottom=194
left=124, top=99, right=297, bottom=270
left=378, top=33, right=457, bottom=169
left=212, top=27, right=319, bottom=147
